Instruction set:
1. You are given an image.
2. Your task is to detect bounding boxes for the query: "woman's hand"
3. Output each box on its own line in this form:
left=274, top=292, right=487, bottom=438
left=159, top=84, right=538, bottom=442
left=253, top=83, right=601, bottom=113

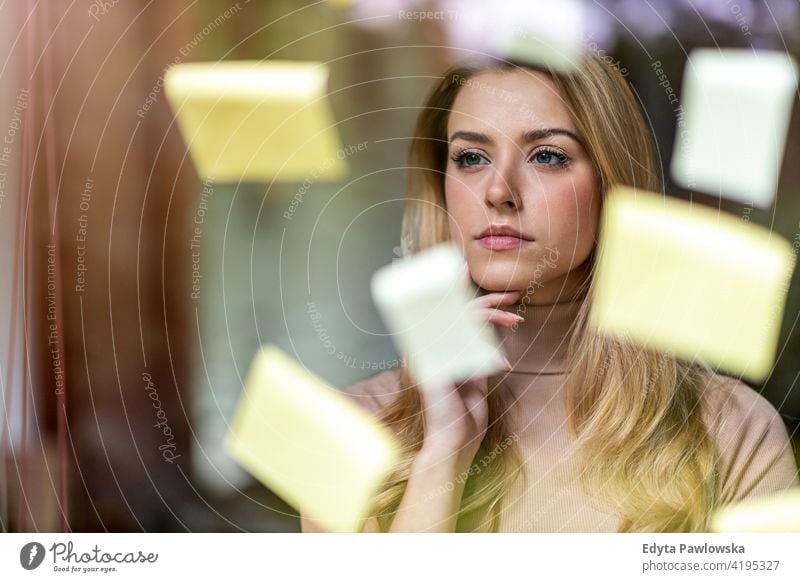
left=472, top=289, right=525, bottom=330
left=416, top=289, right=522, bottom=469
left=386, top=289, right=523, bottom=531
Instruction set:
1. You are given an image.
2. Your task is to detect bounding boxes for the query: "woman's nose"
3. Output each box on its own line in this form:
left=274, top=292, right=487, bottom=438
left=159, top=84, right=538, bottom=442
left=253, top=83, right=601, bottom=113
left=484, top=163, right=522, bottom=210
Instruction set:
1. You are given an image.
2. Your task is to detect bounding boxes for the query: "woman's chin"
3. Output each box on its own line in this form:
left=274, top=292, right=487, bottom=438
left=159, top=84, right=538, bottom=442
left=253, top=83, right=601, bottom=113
left=467, top=270, right=532, bottom=294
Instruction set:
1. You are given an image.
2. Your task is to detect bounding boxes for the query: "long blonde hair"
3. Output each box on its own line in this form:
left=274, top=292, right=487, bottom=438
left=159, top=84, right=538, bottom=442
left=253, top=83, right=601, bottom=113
left=369, top=55, right=720, bottom=532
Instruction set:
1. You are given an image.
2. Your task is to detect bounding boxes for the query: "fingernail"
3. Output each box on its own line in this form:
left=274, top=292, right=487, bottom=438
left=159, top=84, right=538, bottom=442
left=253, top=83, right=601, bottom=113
left=510, top=314, right=525, bottom=322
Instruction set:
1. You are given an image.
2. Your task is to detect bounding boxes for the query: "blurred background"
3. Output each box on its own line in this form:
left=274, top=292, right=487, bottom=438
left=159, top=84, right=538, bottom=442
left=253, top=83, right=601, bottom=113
left=1, top=0, right=799, bottom=532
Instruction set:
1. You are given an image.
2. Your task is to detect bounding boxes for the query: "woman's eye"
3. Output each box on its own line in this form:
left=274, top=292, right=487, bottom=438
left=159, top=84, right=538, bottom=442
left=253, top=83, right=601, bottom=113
left=450, top=149, right=567, bottom=168
left=452, top=151, right=486, bottom=168
left=533, top=149, right=569, bottom=166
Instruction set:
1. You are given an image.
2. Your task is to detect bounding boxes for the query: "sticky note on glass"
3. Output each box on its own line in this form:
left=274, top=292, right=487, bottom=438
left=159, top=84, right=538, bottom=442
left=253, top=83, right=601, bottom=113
left=671, top=49, right=798, bottom=207
left=225, top=345, right=399, bottom=532
left=589, top=187, right=796, bottom=382
left=371, top=243, right=505, bottom=386
left=488, top=0, right=585, bottom=72
left=164, top=61, right=347, bottom=183
left=710, top=488, right=800, bottom=532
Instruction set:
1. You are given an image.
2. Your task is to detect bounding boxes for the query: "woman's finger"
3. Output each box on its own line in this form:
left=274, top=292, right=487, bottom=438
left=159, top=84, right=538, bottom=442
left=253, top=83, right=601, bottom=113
left=457, top=375, right=490, bottom=399
left=457, top=377, right=490, bottom=437
left=478, top=307, right=524, bottom=328
left=473, top=290, right=522, bottom=309
left=418, top=379, right=466, bottom=425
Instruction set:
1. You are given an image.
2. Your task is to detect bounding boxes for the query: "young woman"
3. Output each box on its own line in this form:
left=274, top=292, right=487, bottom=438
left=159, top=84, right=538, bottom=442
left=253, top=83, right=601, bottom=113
left=301, top=55, right=799, bottom=533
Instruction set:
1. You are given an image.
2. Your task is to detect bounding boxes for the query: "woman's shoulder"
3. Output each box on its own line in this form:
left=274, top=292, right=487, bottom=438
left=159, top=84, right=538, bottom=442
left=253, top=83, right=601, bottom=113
left=340, top=367, right=404, bottom=415
left=701, top=372, right=799, bottom=504
left=703, top=373, right=787, bottom=426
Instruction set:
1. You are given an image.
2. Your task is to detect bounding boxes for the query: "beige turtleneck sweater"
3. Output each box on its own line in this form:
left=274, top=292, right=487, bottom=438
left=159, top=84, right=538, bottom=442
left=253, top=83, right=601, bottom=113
left=341, top=299, right=799, bottom=532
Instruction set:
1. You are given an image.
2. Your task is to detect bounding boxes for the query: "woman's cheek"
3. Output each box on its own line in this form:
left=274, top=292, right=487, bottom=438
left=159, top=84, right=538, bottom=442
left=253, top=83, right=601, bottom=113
left=551, top=183, right=600, bottom=266
left=573, top=174, right=601, bottom=253
left=528, top=189, right=578, bottom=262
left=446, top=212, right=468, bottom=251
left=443, top=180, right=476, bottom=249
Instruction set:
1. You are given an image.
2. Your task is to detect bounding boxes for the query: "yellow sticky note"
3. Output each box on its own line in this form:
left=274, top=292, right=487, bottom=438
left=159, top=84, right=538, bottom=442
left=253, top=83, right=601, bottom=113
left=710, top=488, right=800, bottom=532
left=589, top=187, right=796, bottom=382
left=164, top=61, right=348, bottom=183
left=671, top=49, right=797, bottom=207
left=225, top=345, right=399, bottom=532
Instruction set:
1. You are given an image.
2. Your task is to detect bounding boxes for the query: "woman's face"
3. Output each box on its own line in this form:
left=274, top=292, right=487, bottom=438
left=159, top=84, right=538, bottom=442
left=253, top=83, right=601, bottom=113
left=444, top=69, right=601, bottom=304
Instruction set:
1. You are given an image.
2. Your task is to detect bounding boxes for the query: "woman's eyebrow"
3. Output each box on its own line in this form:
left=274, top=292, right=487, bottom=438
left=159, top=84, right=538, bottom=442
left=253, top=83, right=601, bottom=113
left=522, top=128, right=583, bottom=145
left=448, top=130, right=491, bottom=144
left=448, top=128, right=582, bottom=145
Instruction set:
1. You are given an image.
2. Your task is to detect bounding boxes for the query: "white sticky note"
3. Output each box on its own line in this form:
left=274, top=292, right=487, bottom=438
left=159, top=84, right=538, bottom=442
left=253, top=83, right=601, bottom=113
left=225, top=345, right=399, bottom=532
left=710, top=487, right=800, bottom=532
left=589, top=187, right=796, bottom=382
left=371, top=243, right=505, bottom=386
left=671, top=49, right=798, bottom=207
left=164, top=60, right=347, bottom=183
left=488, top=0, right=585, bottom=72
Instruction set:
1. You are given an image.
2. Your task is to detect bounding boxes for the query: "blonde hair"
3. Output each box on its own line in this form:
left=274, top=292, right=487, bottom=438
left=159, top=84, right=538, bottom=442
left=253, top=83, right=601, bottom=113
left=369, top=55, right=721, bottom=532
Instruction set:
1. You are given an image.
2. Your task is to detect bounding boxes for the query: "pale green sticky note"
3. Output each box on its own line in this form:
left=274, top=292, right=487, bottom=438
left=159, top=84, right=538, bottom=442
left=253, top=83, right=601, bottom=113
left=710, top=488, right=800, bottom=532
left=589, top=187, right=796, bottom=382
left=371, top=243, right=505, bottom=387
left=225, top=345, right=399, bottom=532
left=671, top=49, right=797, bottom=208
left=488, top=0, right=585, bottom=73
left=164, top=60, right=348, bottom=183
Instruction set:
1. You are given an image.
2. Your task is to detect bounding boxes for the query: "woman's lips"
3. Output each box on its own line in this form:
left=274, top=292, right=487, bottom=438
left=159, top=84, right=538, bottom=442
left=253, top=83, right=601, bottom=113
left=477, top=235, right=531, bottom=250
